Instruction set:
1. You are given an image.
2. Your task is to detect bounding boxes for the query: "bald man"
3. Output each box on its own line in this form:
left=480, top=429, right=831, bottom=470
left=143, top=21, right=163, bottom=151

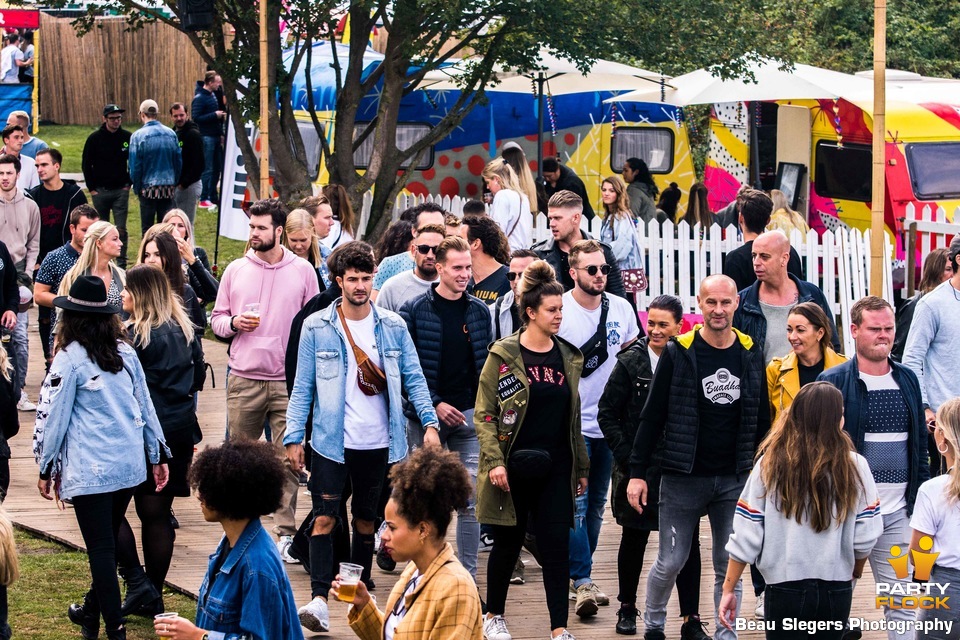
left=733, top=230, right=839, bottom=364
left=626, top=274, right=769, bottom=640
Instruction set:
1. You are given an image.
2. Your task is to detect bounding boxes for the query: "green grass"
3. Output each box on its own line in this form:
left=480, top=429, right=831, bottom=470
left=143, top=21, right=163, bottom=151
left=36, top=125, right=248, bottom=272
left=9, top=529, right=197, bottom=639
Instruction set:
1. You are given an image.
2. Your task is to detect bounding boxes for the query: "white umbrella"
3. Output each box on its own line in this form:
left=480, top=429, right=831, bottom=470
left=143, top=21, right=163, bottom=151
left=604, top=59, right=867, bottom=106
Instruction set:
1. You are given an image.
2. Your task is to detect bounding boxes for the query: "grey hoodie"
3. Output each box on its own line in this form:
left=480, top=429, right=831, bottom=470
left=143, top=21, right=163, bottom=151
left=0, top=186, right=40, bottom=273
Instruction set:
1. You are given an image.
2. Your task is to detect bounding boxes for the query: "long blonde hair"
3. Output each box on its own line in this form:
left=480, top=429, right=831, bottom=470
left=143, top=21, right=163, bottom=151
left=936, top=397, right=960, bottom=504
left=59, top=221, right=126, bottom=296
left=162, top=209, right=196, bottom=250
left=501, top=146, right=539, bottom=213
left=769, top=189, right=809, bottom=235
left=124, top=264, right=195, bottom=348
left=0, top=509, right=18, bottom=587
left=758, top=382, right=863, bottom=533
left=482, top=158, right=525, bottom=196
left=283, top=209, right=321, bottom=267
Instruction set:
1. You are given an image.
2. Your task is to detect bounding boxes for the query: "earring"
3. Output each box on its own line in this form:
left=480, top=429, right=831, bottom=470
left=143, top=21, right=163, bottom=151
left=938, top=443, right=950, bottom=455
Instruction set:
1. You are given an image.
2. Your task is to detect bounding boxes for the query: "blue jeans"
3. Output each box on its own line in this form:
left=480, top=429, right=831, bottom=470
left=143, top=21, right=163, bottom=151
left=645, top=473, right=745, bottom=640
left=407, top=410, right=480, bottom=578
left=12, top=311, right=27, bottom=392
left=570, top=435, right=613, bottom=586
left=200, top=136, right=220, bottom=202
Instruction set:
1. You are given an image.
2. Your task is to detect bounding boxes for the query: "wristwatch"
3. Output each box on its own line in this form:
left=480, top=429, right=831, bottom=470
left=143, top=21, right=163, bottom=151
left=229, top=315, right=238, bottom=331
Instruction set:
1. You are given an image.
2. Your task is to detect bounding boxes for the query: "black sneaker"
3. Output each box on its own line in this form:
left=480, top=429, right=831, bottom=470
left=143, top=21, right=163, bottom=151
left=376, top=544, right=397, bottom=572
left=680, top=614, right=712, bottom=640
left=616, top=604, right=638, bottom=635
left=643, top=631, right=665, bottom=640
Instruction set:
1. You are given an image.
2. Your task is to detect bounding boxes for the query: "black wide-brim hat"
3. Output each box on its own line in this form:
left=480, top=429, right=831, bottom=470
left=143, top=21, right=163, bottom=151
left=53, top=275, right=121, bottom=315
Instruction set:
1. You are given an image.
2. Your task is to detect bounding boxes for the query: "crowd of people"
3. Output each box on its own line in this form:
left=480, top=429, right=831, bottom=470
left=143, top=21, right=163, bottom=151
left=0, top=122, right=954, bottom=640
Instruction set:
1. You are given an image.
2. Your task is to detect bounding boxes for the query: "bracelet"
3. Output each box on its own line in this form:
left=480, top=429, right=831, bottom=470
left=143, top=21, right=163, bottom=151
left=229, top=315, right=237, bottom=331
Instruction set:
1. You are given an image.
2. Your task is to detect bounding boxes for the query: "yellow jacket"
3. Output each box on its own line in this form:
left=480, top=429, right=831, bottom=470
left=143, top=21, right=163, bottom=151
left=348, top=543, right=482, bottom=640
left=767, top=348, right=847, bottom=424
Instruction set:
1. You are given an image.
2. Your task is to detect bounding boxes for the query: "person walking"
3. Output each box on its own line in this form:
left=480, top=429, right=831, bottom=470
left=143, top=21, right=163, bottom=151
left=191, top=71, right=227, bottom=209
left=620, top=158, right=658, bottom=224
left=598, top=294, right=708, bottom=638
left=598, top=175, right=646, bottom=295
left=459, top=214, right=511, bottom=303
left=491, top=249, right=538, bottom=340
left=82, top=105, right=132, bottom=267
left=627, top=274, right=770, bottom=640
left=476, top=260, right=589, bottom=640
left=376, top=224, right=444, bottom=313
left=333, top=447, right=483, bottom=640
left=137, top=230, right=206, bottom=330
left=114, top=265, right=204, bottom=617
left=718, top=383, right=883, bottom=639
left=483, top=158, right=533, bottom=252
left=892, top=247, right=952, bottom=362
left=35, top=275, right=168, bottom=640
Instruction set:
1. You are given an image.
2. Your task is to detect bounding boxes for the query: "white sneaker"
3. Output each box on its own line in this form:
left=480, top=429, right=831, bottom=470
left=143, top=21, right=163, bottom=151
left=755, top=591, right=765, bottom=620
left=479, top=531, right=494, bottom=552
left=483, top=614, right=512, bottom=640
left=375, top=520, right=388, bottom=552
left=277, top=535, right=299, bottom=564
left=17, top=391, right=36, bottom=412
left=552, top=630, right=576, bottom=640
left=298, top=596, right=330, bottom=633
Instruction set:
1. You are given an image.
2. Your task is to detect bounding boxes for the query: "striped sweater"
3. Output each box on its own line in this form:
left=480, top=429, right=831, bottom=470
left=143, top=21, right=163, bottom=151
left=726, top=452, right=884, bottom=584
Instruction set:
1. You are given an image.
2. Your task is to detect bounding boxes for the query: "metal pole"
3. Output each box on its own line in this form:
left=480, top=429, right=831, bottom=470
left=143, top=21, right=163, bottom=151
left=870, top=0, right=886, bottom=296
left=537, top=73, right=545, bottom=178
left=258, top=0, right=270, bottom=199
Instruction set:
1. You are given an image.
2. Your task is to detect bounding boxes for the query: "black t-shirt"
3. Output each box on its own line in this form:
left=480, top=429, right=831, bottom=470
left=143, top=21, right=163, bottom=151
left=32, top=185, right=81, bottom=261
left=434, top=294, right=476, bottom=410
left=691, top=333, right=743, bottom=476
left=723, top=240, right=805, bottom=293
left=470, top=265, right=511, bottom=304
left=797, top=359, right=825, bottom=388
left=557, top=251, right=574, bottom=291
left=513, top=343, right=571, bottom=462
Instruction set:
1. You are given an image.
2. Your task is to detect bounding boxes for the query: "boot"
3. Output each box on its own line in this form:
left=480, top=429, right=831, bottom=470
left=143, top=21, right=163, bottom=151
left=67, top=588, right=100, bottom=640
left=105, top=625, right=126, bottom=640
left=119, top=566, right=162, bottom=618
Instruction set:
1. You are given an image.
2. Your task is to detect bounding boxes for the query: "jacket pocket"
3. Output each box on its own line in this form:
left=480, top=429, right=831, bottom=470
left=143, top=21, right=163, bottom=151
left=199, top=593, right=241, bottom=626
left=316, top=350, right=339, bottom=380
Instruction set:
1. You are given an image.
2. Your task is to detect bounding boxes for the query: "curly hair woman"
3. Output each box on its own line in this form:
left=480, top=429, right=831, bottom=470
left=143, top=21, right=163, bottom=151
left=153, top=439, right=304, bottom=640
left=331, top=447, right=482, bottom=639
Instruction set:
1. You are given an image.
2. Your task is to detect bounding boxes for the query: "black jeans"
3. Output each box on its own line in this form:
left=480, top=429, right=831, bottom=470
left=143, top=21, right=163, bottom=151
left=138, top=196, right=175, bottom=233
left=764, top=579, right=853, bottom=640
left=618, top=527, right=701, bottom=616
left=486, top=462, right=572, bottom=631
left=308, top=448, right=388, bottom=599
left=72, top=489, right=136, bottom=630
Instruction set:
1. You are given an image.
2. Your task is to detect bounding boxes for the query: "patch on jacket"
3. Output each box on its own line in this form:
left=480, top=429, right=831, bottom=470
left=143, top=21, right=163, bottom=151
left=499, top=363, right=509, bottom=375
left=497, top=374, right=522, bottom=401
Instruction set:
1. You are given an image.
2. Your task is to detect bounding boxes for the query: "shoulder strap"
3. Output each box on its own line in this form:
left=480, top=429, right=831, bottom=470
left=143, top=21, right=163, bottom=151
left=336, top=304, right=365, bottom=362
left=494, top=296, right=506, bottom=340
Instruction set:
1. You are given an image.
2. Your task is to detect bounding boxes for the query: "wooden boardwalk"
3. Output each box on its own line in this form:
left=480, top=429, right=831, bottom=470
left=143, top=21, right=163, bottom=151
left=6, top=321, right=891, bottom=639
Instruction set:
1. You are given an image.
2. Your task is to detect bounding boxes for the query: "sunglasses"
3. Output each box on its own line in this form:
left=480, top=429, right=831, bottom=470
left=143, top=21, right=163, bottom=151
left=506, top=272, right=522, bottom=281
left=927, top=419, right=938, bottom=435
left=575, top=264, right=612, bottom=276
left=415, top=244, right=439, bottom=255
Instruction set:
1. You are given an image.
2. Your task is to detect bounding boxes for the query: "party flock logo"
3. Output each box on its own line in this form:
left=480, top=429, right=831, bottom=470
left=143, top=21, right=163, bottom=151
left=875, top=536, right=950, bottom=610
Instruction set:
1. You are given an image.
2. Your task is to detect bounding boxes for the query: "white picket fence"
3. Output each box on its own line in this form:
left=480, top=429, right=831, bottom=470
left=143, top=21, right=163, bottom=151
left=903, top=202, right=960, bottom=295
left=362, top=193, right=896, bottom=354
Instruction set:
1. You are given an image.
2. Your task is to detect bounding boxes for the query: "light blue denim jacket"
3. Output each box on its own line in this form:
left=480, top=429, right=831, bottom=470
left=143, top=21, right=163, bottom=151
left=128, top=120, right=182, bottom=193
left=284, top=301, right=438, bottom=463
left=34, top=341, right=168, bottom=501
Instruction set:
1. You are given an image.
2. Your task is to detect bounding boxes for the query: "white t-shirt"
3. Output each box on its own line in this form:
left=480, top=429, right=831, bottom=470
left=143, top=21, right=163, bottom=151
left=490, top=188, right=532, bottom=251
left=383, top=571, right=423, bottom=640
left=648, top=346, right=661, bottom=372
left=859, top=370, right=909, bottom=516
left=338, top=311, right=389, bottom=450
left=558, top=291, right=639, bottom=438
left=321, top=220, right=354, bottom=250
left=909, top=474, right=960, bottom=570
left=0, top=44, right=22, bottom=83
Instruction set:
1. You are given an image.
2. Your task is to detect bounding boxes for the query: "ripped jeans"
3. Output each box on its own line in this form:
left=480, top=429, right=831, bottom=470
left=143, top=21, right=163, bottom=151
left=644, top=473, right=746, bottom=640
left=408, top=409, right=480, bottom=577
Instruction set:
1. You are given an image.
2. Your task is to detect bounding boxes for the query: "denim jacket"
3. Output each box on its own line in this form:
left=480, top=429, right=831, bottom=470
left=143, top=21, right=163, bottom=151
left=196, top=519, right=304, bottom=640
left=284, top=301, right=439, bottom=463
left=128, top=120, right=182, bottom=193
left=33, top=341, right=168, bottom=501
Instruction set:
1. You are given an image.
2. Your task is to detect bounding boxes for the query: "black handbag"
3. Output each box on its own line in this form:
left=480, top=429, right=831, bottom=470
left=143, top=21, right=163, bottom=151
left=508, top=448, right=552, bottom=480
left=579, top=294, right=610, bottom=378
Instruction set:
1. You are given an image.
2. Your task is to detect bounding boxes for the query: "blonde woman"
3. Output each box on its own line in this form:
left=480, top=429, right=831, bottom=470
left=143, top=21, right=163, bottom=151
left=501, top=142, right=541, bottom=215
left=284, top=209, right=324, bottom=289
left=58, top=221, right=126, bottom=311
left=161, top=210, right=218, bottom=304
left=598, top=176, right=645, bottom=292
left=115, top=265, right=204, bottom=617
left=767, top=189, right=810, bottom=238
left=482, top=158, right=532, bottom=252
left=910, top=397, right=960, bottom=640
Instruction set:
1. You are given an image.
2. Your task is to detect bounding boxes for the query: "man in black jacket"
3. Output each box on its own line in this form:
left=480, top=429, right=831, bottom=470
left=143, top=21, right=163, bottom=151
left=532, top=190, right=627, bottom=300
left=541, top=157, right=595, bottom=220
left=398, top=234, right=491, bottom=580
left=627, top=274, right=769, bottom=640
left=82, top=104, right=132, bottom=266
left=170, top=103, right=204, bottom=223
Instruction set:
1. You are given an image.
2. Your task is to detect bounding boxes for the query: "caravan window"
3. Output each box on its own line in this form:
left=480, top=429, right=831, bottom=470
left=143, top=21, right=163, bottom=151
left=353, top=123, right=434, bottom=170
left=610, top=128, right=675, bottom=174
left=905, top=142, right=960, bottom=199
left=814, top=141, right=871, bottom=202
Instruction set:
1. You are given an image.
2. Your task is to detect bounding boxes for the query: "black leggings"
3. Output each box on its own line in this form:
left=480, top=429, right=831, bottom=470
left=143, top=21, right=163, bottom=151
left=486, top=465, right=572, bottom=631
left=116, top=493, right=176, bottom=591
left=72, top=489, right=135, bottom=630
left=618, top=527, right=702, bottom=616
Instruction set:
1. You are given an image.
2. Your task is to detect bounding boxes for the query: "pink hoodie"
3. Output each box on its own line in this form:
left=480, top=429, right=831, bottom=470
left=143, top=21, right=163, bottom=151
left=211, top=246, right=320, bottom=380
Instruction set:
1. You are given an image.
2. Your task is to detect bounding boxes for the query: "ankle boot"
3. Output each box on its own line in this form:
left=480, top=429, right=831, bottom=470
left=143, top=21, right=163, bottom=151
left=105, top=625, right=126, bottom=640
left=119, top=566, right=162, bottom=617
left=67, top=588, right=100, bottom=640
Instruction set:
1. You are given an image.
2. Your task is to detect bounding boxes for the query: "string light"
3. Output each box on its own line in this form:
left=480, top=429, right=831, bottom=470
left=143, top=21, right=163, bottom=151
left=660, top=74, right=666, bottom=102
left=546, top=90, right=558, bottom=136
left=611, top=101, right=617, bottom=138
left=832, top=99, right=844, bottom=150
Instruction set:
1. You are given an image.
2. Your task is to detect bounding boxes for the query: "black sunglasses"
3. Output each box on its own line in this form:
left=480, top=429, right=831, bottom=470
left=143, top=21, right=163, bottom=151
left=576, top=264, right=612, bottom=276
left=506, top=272, right=522, bottom=281
left=415, top=244, right=439, bottom=255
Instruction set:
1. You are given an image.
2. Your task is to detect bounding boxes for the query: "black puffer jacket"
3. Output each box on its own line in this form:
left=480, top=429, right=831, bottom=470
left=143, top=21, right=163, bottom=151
left=629, top=327, right=769, bottom=478
left=598, top=338, right=658, bottom=529
left=399, top=284, right=491, bottom=412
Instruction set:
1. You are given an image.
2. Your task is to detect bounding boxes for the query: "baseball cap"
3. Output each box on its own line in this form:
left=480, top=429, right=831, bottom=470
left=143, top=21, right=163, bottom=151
left=103, top=104, right=125, bottom=117
left=139, top=99, right=159, bottom=116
